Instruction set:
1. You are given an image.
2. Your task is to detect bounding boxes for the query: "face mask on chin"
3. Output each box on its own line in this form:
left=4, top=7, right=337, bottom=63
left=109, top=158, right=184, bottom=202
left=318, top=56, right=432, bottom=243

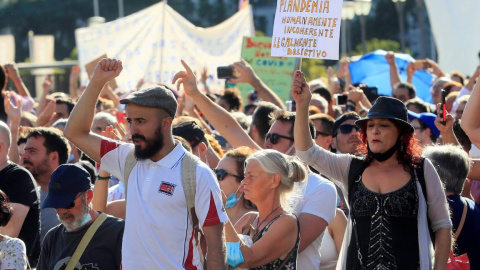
left=225, top=184, right=243, bottom=209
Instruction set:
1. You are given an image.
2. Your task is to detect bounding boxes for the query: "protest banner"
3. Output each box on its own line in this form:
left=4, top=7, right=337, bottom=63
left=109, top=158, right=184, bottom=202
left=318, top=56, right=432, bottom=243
left=271, top=0, right=344, bottom=60
left=0, top=35, right=15, bottom=63
left=75, top=2, right=254, bottom=92
left=237, top=36, right=296, bottom=102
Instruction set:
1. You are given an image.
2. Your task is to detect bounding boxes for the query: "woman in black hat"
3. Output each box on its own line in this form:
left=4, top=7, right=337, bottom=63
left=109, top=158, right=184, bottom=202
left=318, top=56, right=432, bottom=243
left=291, top=71, right=452, bottom=270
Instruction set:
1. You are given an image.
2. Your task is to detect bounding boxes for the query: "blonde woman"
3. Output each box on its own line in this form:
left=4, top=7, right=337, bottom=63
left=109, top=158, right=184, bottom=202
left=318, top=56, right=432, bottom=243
left=225, top=149, right=307, bottom=270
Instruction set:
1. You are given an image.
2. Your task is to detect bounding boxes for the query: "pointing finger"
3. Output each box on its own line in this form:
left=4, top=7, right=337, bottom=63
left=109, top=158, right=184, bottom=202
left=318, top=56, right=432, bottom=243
left=180, top=60, right=193, bottom=76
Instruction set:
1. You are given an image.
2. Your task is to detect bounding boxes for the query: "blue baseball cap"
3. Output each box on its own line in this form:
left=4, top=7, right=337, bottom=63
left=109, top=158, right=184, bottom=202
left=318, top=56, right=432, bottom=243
left=407, top=111, right=440, bottom=138
left=42, top=164, right=93, bottom=209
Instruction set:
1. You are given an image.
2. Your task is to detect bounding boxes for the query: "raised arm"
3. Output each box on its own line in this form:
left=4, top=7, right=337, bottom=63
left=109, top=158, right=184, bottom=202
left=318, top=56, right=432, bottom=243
left=64, top=58, right=123, bottom=163
left=406, top=62, right=416, bottom=84
left=4, top=62, right=31, bottom=98
left=464, top=66, right=480, bottom=91
left=292, top=71, right=314, bottom=151
left=4, top=92, right=21, bottom=163
left=460, top=77, right=480, bottom=148
left=426, top=59, right=445, bottom=78
left=69, top=65, right=81, bottom=100
left=172, top=60, right=261, bottom=150
left=385, top=51, right=401, bottom=90
left=36, top=75, right=52, bottom=117
left=228, top=60, right=285, bottom=110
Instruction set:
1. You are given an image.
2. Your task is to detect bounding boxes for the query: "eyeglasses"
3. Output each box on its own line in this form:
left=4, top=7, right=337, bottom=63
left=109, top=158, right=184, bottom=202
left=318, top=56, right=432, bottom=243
left=265, top=133, right=294, bottom=145
left=212, top=169, right=243, bottom=181
left=64, top=192, right=84, bottom=209
left=315, top=130, right=331, bottom=138
left=412, top=126, right=424, bottom=131
left=335, top=124, right=359, bottom=136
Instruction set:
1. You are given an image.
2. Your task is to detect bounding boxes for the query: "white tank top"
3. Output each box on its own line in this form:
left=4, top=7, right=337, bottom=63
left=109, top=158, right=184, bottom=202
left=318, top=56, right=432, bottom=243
left=319, top=227, right=338, bottom=269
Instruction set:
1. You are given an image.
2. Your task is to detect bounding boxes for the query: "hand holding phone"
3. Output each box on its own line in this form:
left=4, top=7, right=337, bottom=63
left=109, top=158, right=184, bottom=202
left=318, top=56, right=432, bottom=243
left=440, top=89, right=446, bottom=125
left=336, top=94, right=347, bottom=105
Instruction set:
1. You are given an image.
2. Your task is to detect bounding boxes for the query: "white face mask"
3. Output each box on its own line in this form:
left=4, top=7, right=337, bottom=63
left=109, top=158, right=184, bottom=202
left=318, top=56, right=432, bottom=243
left=197, top=147, right=210, bottom=168
left=285, top=143, right=295, bottom=156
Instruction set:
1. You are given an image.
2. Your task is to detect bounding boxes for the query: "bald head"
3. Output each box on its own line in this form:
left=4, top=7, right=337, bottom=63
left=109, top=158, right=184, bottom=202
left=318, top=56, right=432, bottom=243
left=0, top=121, right=11, bottom=152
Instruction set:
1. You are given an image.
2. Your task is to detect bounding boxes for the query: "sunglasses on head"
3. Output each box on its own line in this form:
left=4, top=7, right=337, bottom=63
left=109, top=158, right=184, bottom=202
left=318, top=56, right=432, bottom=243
left=213, top=169, right=243, bottom=181
left=265, top=133, right=294, bottom=145
left=64, top=192, right=84, bottom=209
left=335, top=124, right=359, bottom=136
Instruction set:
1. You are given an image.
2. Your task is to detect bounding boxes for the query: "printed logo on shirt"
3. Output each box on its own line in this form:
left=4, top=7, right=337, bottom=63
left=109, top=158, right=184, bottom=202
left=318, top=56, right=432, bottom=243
left=54, top=257, right=100, bottom=270
left=159, top=181, right=176, bottom=196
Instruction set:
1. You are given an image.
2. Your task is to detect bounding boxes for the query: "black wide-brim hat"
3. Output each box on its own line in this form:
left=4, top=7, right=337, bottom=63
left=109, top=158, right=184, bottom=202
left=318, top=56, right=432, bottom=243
left=355, top=96, right=414, bottom=134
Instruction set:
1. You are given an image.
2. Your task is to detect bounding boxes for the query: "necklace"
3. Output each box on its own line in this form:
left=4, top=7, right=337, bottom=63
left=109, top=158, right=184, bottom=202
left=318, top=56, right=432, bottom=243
left=254, top=205, right=282, bottom=236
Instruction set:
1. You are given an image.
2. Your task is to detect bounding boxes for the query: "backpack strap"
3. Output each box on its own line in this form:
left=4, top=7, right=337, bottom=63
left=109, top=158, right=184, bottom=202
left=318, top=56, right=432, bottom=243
left=181, top=151, right=199, bottom=230
left=414, top=157, right=435, bottom=243
left=65, top=213, right=108, bottom=270
left=415, top=158, right=428, bottom=205
left=347, top=157, right=368, bottom=204
left=181, top=151, right=206, bottom=265
left=123, top=148, right=137, bottom=201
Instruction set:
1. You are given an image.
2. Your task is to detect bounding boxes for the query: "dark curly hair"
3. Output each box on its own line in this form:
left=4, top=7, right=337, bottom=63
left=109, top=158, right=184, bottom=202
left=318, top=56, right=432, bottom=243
left=219, top=88, right=243, bottom=112
left=356, top=120, right=423, bottom=171
left=0, top=190, right=12, bottom=227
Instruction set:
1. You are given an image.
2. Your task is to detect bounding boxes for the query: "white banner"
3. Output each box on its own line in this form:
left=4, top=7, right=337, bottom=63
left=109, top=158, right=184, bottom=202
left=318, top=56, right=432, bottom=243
left=75, top=2, right=255, bottom=91
left=0, top=35, right=15, bottom=63
left=271, top=0, right=343, bottom=60
left=425, top=0, right=480, bottom=76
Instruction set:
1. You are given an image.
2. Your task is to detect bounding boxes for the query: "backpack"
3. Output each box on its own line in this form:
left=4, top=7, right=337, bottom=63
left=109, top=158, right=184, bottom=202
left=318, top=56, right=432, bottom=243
left=122, top=149, right=205, bottom=263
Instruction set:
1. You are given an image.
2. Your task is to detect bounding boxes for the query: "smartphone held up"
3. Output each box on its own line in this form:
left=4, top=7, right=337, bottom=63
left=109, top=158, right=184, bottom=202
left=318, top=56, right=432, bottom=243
left=440, top=89, right=447, bottom=125
left=217, top=66, right=238, bottom=79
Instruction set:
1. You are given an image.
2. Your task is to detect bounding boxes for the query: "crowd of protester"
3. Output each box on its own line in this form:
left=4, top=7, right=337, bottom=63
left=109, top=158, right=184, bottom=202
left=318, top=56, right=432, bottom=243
left=0, top=48, right=479, bottom=270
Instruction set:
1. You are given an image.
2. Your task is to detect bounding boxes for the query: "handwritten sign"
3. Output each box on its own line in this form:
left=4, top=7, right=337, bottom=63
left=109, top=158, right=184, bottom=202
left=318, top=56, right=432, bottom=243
left=271, top=0, right=343, bottom=60
left=238, top=36, right=296, bottom=102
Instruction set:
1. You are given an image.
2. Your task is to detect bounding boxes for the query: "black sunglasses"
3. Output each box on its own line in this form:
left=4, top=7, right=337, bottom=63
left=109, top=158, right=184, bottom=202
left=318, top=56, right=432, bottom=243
left=315, top=130, right=331, bottom=138
left=335, top=124, right=359, bottom=136
left=213, top=169, right=243, bottom=181
left=64, top=192, right=84, bottom=209
left=265, top=133, right=294, bottom=145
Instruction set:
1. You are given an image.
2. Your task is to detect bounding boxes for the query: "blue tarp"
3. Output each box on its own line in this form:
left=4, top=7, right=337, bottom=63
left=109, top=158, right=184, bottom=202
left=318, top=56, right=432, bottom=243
left=349, top=50, right=434, bottom=103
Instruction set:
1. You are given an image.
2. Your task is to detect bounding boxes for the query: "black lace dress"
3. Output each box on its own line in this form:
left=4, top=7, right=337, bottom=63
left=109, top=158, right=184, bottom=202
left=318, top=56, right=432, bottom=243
left=346, top=175, right=420, bottom=270
left=250, top=213, right=300, bottom=270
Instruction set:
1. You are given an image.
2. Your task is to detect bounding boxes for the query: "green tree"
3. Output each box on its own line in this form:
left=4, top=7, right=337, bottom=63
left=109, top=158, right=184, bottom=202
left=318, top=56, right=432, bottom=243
left=352, top=38, right=403, bottom=56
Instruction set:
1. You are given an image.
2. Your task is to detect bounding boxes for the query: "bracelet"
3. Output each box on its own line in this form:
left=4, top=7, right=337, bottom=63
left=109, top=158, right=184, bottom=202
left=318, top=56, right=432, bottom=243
left=97, top=175, right=111, bottom=181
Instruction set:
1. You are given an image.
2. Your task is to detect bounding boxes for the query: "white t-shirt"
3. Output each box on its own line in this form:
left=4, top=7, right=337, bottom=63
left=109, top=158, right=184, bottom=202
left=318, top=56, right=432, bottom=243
left=294, top=173, right=337, bottom=269
left=100, top=139, right=228, bottom=270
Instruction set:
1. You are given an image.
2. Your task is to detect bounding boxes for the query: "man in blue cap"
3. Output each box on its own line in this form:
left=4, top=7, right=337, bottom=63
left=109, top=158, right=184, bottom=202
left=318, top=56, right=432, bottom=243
left=408, top=111, right=440, bottom=147
left=37, top=164, right=124, bottom=270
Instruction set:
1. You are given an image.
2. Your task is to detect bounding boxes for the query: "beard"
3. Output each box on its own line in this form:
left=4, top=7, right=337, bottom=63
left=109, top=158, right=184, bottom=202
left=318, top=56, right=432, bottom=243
left=57, top=196, right=90, bottom=232
left=23, top=157, right=50, bottom=179
left=132, top=125, right=164, bottom=160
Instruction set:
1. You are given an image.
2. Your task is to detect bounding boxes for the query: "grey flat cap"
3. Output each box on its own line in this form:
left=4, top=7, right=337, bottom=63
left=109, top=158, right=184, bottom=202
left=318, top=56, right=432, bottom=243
left=120, top=85, right=177, bottom=117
